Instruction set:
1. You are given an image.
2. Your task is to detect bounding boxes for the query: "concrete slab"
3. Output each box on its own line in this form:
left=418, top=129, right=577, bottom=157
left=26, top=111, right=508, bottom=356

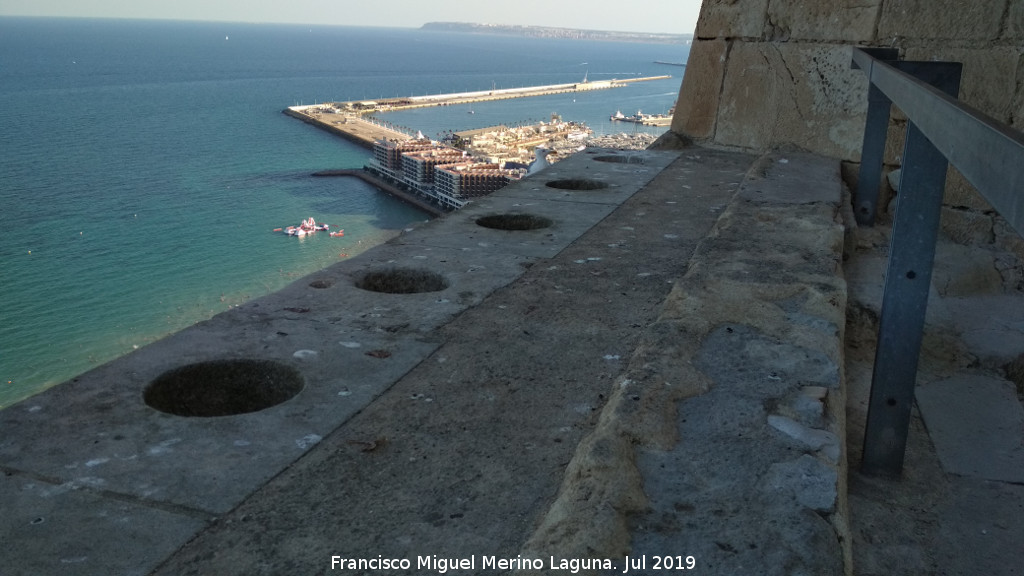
left=915, top=374, right=1024, bottom=483
left=736, top=151, right=843, bottom=205
left=0, top=331, right=440, bottom=515
left=1, top=472, right=205, bottom=576
left=942, top=294, right=1024, bottom=364
left=933, top=476, right=1024, bottom=576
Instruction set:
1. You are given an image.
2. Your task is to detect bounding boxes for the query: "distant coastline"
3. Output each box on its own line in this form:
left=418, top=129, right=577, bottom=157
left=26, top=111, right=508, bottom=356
left=421, top=22, right=692, bottom=44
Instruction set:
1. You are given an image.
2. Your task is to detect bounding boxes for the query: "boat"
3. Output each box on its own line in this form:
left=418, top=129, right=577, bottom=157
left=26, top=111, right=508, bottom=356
left=283, top=217, right=332, bottom=237
left=610, top=109, right=673, bottom=126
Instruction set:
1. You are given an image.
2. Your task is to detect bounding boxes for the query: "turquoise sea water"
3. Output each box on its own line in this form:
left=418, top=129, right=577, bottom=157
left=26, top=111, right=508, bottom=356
left=0, top=17, right=688, bottom=408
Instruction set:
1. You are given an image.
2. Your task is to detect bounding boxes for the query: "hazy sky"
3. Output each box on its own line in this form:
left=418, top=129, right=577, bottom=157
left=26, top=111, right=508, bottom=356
left=0, top=1, right=702, bottom=34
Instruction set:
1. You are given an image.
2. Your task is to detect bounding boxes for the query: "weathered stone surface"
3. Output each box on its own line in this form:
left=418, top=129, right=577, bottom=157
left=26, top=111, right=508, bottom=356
left=671, top=39, right=728, bottom=139
left=878, top=0, right=1007, bottom=41
left=904, top=45, right=1022, bottom=123
left=994, top=216, right=1024, bottom=255
left=766, top=454, right=839, bottom=512
left=524, top=152, right=848, bottom=575
left=768, top=414, right=842, bottom=462
left=1005, top=0, right=1024, bottom=40
left=943, top=167, right=994, bottom=212
left=695, top=0, right=768, bottom=39
left=2, top=474, right=207, bottom=576
left=916, top=375, right=1024, bottom=482
left=884, top=119, right=906, bottom=165
left=715, top=42, right=868, bottom=159
left=766, top=0, right=882, bottom=42
left=932, top=241, right=1004, bottom=297
left=941, top=207, right=995, bottom=245
left=1014, top=56, right=1024, bottom=130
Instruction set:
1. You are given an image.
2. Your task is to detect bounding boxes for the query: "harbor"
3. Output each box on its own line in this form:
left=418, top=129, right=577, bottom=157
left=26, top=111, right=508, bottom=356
left=283, top=76, right=671, bottom=149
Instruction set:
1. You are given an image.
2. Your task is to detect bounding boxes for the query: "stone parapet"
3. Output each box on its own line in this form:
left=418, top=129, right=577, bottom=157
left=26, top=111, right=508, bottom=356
left=519, top=150, right=850, bottom=575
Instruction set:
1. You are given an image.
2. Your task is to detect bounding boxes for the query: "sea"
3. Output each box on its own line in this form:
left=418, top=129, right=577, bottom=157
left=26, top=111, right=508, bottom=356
left=0, top=17, right=689, bottom=409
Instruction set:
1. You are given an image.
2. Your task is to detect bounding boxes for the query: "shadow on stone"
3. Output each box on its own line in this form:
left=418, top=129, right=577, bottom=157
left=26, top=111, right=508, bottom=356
left=144, top=359, right=304, bottom=417
left=355, top=267, right=448, bottom=294
left=593, top=154, right=646, bottom=164
left=475, top=213, right=553, bottom=231
left=545, top=179, right=609, bottom=191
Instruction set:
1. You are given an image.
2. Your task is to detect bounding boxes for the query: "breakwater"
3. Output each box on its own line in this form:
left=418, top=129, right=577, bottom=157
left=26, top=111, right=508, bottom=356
left=284, top=76, right=671, bottom=148
left=283, top=108, right=407, bottom=149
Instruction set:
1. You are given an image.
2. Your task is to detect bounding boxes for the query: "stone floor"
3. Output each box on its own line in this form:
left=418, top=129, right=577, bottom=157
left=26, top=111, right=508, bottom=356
left=844, top=226, right=1024, bottom=576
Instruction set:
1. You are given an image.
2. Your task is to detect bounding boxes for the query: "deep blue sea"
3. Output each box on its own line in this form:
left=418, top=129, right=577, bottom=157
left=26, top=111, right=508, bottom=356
left=0, top=17, right=688, bottom=408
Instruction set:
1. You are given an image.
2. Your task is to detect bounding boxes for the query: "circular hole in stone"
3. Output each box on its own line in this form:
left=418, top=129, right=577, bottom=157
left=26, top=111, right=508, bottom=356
left=355, top=267, right=448, bottom=294
left=545, top=179, right=609, bottom=191
left=144, top=359, right=304, bottom=417
left=593, top=154, right=646, bottom=164
left=475, top=213, right=553, bottom=231
left=309, top=279, right=334, bottom=289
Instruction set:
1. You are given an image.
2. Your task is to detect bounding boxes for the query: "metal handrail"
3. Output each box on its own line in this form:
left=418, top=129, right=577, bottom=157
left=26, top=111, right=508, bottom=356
left=852, top=48, right=1024, bottom=232
left=852, top=47, right=1024, bottom=477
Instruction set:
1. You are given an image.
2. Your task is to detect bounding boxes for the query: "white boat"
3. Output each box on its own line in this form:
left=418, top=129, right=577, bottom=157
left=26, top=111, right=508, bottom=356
left=283, top=217, right=330, bottom=237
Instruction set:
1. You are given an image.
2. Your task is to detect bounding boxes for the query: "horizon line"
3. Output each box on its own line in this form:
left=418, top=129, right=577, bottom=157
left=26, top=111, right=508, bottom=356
left=0, top=14, right=689, bottom=36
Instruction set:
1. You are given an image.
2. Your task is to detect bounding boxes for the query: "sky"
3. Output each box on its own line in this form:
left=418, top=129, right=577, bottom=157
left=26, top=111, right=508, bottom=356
left=0, top=0, right=701, bottom=34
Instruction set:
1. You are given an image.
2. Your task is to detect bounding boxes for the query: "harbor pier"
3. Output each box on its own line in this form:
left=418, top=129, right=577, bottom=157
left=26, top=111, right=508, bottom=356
left=284, top=76, right=672, bottom=148
left=283, top=109, right=410, bottom=149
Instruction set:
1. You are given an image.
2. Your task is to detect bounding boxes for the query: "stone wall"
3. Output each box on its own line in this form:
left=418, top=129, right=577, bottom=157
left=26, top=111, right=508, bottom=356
left=671, top=0, right=1024, bottom=265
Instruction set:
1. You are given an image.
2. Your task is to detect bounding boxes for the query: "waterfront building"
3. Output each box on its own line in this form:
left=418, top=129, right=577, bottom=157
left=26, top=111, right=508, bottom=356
left=451, top=125, right=510, bottom=149
left=400, top=148, right=468, bottom=190
left=370, top=139, right=436, bottom=178
left=434, top=163, right=521, bottom=209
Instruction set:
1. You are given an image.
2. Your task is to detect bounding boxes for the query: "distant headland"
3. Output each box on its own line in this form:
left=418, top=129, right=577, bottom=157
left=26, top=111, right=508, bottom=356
left=421, top=22, right=692, bottom=44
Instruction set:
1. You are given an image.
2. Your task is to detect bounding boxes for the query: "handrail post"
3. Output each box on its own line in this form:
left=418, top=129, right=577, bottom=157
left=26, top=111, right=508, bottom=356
left=853, top=48, right=899, bottom=226
left=860, top=61, right=962, bottom=477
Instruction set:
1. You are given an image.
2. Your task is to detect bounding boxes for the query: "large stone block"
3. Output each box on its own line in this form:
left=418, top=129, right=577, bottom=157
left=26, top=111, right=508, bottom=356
left=714, top=43, right=868, bottom=159
left=695, top=0, right=769, bottom=39
left=994, top=216, right=1024, bottom=259
left=884, top=119, right=906, bottom=165
left=944, top=168, right=994, bottom=213
left=766, top=0, right=882, bottom=42
left=932, top=241, right=1003, bottom=297
left=1007, top=0, right=1024, bottom=40
left=883, top=151, right=996, bottom=224
left=940, top=207, right=995, bottom=246
left=1014, top=57, right=1024, bottom=131
left=671, top=39, right=729, bottom=139
left=878, top=0, right=1007, bottom=41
